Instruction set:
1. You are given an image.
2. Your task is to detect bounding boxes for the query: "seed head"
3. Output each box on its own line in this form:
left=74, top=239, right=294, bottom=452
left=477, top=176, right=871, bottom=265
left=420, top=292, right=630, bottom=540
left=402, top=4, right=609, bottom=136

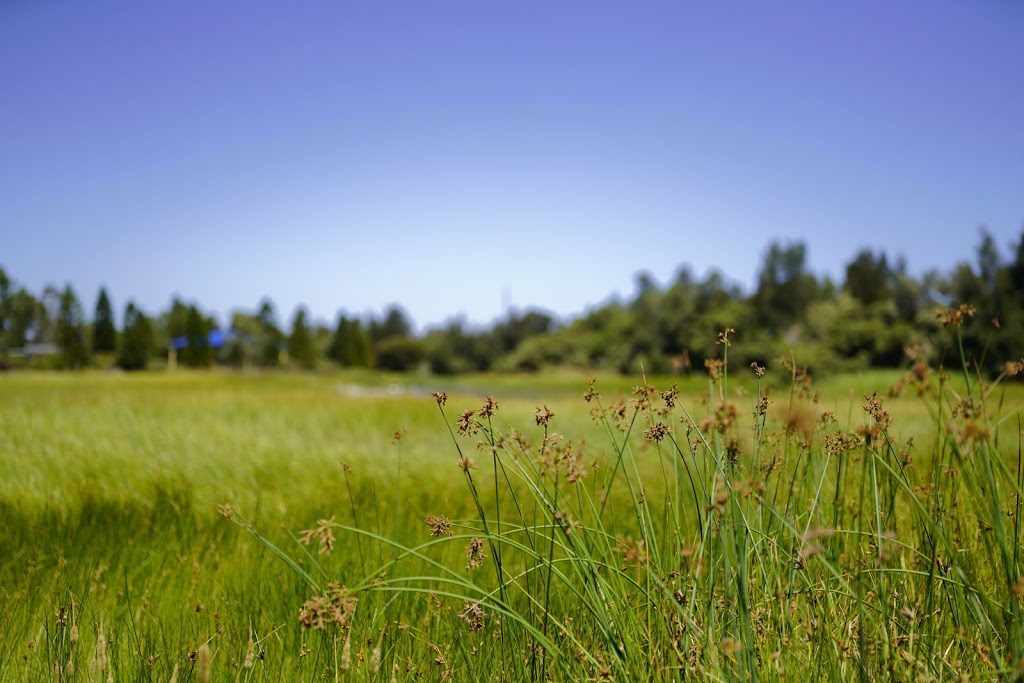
left=478, top=396, right=499, bottom=419
left=426, top=514, right=454, bottom=537
left=936, top=304, right=975, bottom=327
left=341, top=631, right=352, bottom=670
left=243, top=638, right=255, bottom=669
left=644, top=422, right=671, bottom=442
left=298, top=516, right=337, bottom=554
left=197, top=644, right=211, bottom=683
left=431, top=391, right=448, bottom=406
left=370, top=644, right=382, bottom=673
left=465, top=537, right=486, bottom=571
left=456, top=410, right=479, bottom=437
left=458, top=601, right=486, bottom=632
left=534, top=405, right=554, bottom=427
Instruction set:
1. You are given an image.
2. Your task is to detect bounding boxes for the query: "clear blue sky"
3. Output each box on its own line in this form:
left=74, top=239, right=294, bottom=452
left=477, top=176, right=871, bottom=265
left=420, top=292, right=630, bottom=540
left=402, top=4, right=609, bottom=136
left=2, top=0, right=1022, bottom=331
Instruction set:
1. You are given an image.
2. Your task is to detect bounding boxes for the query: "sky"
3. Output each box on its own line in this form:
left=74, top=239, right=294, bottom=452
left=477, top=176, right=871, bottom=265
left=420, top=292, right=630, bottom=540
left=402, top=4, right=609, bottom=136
left=2, top=0, right=1022, bottom=331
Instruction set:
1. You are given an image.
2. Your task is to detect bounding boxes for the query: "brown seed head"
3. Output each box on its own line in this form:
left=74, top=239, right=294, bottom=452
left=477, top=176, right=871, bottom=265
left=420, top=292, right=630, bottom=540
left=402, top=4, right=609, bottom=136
left=456, top=410, right=479, bottom=436
left=465, top=537, right=486, bottom=571
left=478, top=396, right=499, bottom=419
left=534, top=405, right=554, bottom=427
left=425, top=515, right=454, bottom=537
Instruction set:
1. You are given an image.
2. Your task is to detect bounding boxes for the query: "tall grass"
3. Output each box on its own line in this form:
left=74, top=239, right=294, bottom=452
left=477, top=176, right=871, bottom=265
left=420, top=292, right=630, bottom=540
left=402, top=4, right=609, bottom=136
left=237, top=321, right=1024, bottom=681
left=1, top=316, right=1021, bottom=680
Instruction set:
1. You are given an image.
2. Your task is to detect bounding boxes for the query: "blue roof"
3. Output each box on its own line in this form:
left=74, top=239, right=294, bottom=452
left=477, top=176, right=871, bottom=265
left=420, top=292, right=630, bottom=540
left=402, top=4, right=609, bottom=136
left=169, top=329, right=234, bottom=350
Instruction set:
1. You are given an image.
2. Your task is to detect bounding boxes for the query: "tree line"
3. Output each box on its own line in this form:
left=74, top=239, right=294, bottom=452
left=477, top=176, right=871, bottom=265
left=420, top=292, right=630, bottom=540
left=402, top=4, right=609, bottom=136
left=1, top=229, right=1021, bottom=376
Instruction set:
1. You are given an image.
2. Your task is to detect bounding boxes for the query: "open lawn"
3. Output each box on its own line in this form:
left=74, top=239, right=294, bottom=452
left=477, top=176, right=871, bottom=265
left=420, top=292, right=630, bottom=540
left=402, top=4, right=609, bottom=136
left=1, top=362, right=1022, bottom=681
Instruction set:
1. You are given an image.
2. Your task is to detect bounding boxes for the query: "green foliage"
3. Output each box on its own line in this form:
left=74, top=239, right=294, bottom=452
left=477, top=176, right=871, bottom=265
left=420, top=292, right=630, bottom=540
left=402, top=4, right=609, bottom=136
left=116, top=301, right=154, bottom=370
left=92, top=286, right=117, bottom=353
left=369, top=304, right=412, bottom=342
left=287, top=307, right=316, bottom=369
left=373, top=335, right=425, bottom=372
left=844, top=248, right=892, bottom=305
left=256, top=298, right=284, bottom=366
left=327, top=315, right=374, bottom=368
left=3, top=229, right=1024, bottom=377
left=181, top=305, right=214, bottom=368
left=55, top=284, right=89, bottom=369
left=752, top=241, right=821, bottom=331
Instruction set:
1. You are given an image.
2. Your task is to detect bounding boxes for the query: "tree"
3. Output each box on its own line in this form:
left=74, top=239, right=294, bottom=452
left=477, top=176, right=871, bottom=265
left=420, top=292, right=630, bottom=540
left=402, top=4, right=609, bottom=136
left=56, top=284, right=89, bottom=369
left=0, top=267, right=10, bottom=355
left=3, top=288, right=38, bottom=349
left=288, top=308, right=316, bottom=369
left=181, top=305, right=213, bottom=367
left=328, top=315, right=374, bottom=367
left=92, top=287, right=117, bottom=353
left=375, top=336, right=425, bottom=372
left=256, top=298, right=284, bottom=366
left=752, top=241, right=820, bottom=332
left=370, top=305, right=412, bottom=342
left=117, top=302, right=153, bottom=370
left=844, top=250, right=891, bottom=306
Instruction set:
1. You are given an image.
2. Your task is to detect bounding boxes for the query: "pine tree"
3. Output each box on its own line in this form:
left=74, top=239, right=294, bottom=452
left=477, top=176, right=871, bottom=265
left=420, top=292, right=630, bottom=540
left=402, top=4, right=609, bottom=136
left=288, top=308, right=316, bottom=370
left=92, top=287, right=117, bottom=353
left=56, top=284, right=89, bottom=369
left=117, top=302, right=153, bottom=370
left=182, top=306, right=213, bottom=367
left=257, top=298, right=283, bottom=366
left=327, top=314, right=349, bottom=365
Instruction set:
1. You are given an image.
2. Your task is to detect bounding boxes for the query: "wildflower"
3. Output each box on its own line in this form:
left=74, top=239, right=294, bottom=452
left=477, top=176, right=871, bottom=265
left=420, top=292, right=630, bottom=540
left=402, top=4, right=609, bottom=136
left=458, top=601, right=486, bottom=632
left=465, top=537, right=486, bottom=571
left=426, top=515, right=454, bottom=537
left=750, top=362, right=766, bottom=377
left=431, top=391, right=448, bottom=406
left=583, top=378, right=600, bottom=402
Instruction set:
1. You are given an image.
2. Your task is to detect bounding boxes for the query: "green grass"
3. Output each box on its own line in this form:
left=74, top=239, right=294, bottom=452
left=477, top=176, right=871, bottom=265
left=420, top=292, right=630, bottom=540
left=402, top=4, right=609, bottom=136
left=1, top=350, right=1022, bottom=681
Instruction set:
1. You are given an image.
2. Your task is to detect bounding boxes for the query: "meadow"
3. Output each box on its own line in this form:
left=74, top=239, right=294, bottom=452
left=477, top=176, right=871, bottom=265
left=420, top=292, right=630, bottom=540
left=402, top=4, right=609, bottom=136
left=1, top=341, right=1023, bottom=681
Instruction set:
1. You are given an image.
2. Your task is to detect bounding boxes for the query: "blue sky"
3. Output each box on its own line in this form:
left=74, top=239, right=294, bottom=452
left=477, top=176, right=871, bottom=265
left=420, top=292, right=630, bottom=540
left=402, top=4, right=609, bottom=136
left=2, top=0, right=1022, bottom=330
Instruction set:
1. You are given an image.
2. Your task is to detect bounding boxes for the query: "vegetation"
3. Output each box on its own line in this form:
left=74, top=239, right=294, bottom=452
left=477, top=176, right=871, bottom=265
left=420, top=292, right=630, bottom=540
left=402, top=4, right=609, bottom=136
left=1, top=229, right=1022, bottom=376
left=1, top=313, right=1022, bottom=679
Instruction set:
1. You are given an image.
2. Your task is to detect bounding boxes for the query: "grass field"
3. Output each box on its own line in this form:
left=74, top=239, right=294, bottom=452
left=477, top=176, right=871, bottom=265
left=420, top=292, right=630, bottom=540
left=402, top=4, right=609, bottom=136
left=1, top=353, right=1023, bottom=681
